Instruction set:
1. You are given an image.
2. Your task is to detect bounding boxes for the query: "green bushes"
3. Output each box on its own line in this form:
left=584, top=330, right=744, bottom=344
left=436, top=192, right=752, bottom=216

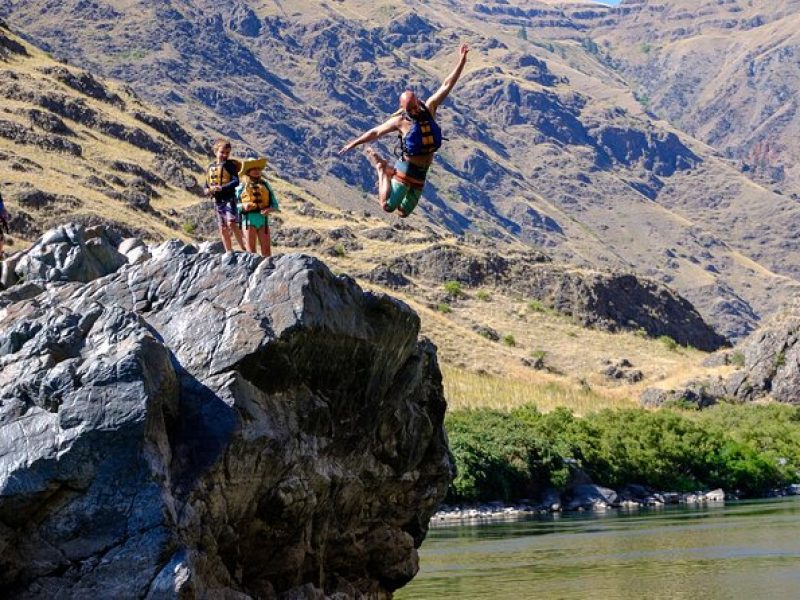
left=446, top=409, right=568, bottom=501
left=445, top=404, right=800, bottom=502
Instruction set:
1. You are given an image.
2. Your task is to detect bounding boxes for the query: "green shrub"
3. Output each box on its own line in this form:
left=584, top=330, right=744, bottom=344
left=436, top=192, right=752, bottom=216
left=446, top=409, right=570, bottom=501
left=659, top=335, right=679, bottom=351
left=444, top=281, right=464, bottom=297
left=333, top=243, right=346, bottom=257
left=502, top=334, right=516, bottom=347
left=775, top=351, right=786, bottom=369
left=476, top=290, right=492, bottom=302
left=531, top=349, right=547, bottom=361
left=182, top=222, right=197, bottom=235
left=437, top=303, right=452, bottom=314
left=527, top=299, right=546, bottom=313
left=730, top=351, right=745, bottom=367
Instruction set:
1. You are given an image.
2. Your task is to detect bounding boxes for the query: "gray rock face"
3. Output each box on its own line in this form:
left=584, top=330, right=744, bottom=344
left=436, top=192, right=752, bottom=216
left=1, top=223, right=127, bottom=289
left=0, top=229, right=453, bottom=597
left=718, top=302, right=800, bottom=403
left=642, top=301, right=800, bottom=405
left=640, top=381, right=719, bottom=409
left=564, top=484, right=618, bottom=511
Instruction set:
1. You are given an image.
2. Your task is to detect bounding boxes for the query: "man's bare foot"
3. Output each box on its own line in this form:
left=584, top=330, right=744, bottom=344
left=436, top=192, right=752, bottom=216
left=364, top=147, right=387, bottom=170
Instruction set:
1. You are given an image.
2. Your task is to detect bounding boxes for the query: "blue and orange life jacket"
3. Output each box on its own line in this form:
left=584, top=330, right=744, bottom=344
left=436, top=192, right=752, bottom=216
left=400, top=104, right=442, bottom=157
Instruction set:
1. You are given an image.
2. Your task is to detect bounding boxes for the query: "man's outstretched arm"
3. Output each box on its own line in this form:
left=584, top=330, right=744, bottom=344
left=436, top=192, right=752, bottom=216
left=426, top=43, right=469, bottom=115
left=338, top=117, right=400, bottom=155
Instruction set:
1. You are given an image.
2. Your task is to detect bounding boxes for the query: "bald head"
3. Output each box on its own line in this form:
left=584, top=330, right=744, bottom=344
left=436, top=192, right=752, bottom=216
left=399, top=90, right=419, bottom=113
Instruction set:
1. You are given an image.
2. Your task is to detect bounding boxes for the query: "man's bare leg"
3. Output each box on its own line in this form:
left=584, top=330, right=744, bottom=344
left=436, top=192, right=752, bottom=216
left=365, top=147, right=394, bottom=205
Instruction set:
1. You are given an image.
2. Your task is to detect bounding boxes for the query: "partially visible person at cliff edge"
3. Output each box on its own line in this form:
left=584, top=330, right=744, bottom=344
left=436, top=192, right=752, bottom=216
left=204, top=138, right=246, bottom=252
left=236, top=157, right=279, bottom=257
left=0, top=190, right=9, bottom=260
left=338, top=43, right=469, bottom=218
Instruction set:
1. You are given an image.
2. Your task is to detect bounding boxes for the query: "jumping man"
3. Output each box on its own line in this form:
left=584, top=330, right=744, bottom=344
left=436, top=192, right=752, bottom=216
left=339, top=43, right=469, bottom=217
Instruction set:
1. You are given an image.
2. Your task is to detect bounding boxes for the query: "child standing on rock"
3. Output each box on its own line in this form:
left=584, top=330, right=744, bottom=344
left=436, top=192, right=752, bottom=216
left=236, top=157, right=279, bottom=257
left=0, top=190, right=9, bottom=260
left=204, top=138, right=246, bottom=252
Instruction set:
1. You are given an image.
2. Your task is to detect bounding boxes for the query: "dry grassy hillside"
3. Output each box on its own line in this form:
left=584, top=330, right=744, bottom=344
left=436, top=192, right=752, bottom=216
left=0, top=22, right=205, bottom=245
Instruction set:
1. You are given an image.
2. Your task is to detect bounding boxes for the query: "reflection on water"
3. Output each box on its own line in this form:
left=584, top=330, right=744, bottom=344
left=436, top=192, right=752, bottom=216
left=396, top=497, right=800, bottom=600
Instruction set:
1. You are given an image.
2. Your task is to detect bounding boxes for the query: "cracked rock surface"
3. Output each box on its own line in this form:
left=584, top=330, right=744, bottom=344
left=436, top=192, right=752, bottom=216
left=0, top=225, right=453, bottom=598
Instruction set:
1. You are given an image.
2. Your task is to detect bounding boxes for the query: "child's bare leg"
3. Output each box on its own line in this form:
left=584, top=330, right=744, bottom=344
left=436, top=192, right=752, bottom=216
left=218, top=224, right=233, bottom=252
left=258, top=227, right=271, bottom=257
left=245, top=225, right=258, bottom=253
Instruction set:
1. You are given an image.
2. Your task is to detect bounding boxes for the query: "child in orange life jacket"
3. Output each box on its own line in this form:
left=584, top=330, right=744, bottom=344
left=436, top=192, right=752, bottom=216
left=235, top=157, right=279, bottom=257
left=204, top=139, right=246, bottom=252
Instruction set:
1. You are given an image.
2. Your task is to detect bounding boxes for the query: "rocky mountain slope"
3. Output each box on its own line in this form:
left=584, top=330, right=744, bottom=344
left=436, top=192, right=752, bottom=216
left=3, top=2, right=800, bottom=341
left=0, top=19, right=203, bottom=242
left=0, top=223, right=452, bottom=598
left=589, top=0, right=800, bottom=196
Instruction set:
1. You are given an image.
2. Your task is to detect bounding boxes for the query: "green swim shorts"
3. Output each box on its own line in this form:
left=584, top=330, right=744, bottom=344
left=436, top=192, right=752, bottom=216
left=385, top=160, right=429, bottom=216
left=241, top=211, right=269, bottom=229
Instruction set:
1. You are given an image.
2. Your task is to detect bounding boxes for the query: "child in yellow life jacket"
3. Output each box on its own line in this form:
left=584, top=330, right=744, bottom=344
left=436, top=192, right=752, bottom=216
left=236, top=157, right=279, bottom=257
left=204, top=138, right=246, bottom=252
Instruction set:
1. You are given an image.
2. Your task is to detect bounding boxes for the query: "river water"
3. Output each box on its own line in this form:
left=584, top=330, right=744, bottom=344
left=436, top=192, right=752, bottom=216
left=396, top=497, right=800, bottom=600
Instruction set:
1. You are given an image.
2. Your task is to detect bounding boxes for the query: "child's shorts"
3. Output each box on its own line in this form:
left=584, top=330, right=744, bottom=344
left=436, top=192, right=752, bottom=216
left=215, top=201, right=238, bottom=226
left=241, top=212, right=269, bottom=229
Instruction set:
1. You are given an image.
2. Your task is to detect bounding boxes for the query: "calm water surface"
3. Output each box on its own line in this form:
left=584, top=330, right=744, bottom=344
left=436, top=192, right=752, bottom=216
left=396, top=497, right=800, bottom=600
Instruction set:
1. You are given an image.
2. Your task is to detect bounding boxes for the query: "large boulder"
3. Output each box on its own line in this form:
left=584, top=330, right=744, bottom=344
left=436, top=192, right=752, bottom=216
left=0, top=234, right=453, bottom=597
left=564, top=484, right=619, bottom=511
left=1, top=223, right=127, bottom=289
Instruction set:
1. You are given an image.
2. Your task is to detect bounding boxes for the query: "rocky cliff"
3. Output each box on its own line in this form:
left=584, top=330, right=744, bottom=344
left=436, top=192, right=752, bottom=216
left=365, top=244, right=728, bottom=351
left=715, top=302, right=800, bottom=403
left=590, top=0, right=800, bottom=195
left=0, top=224, right=452, bottom=598
left=642, top=300, right=800, bottom=407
